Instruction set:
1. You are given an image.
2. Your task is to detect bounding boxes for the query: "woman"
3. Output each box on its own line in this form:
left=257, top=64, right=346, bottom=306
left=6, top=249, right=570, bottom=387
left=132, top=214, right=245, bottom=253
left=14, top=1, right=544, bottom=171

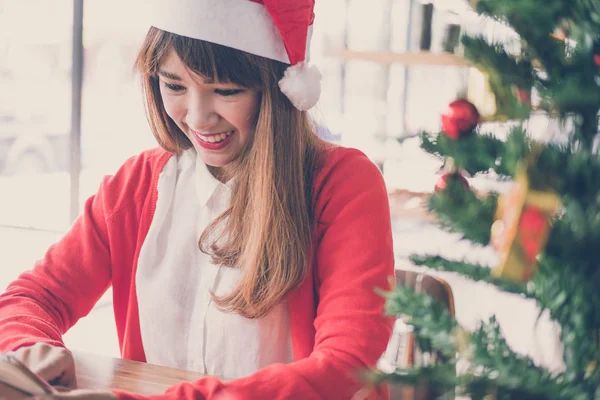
left=0, top=1, right=395, bottom=399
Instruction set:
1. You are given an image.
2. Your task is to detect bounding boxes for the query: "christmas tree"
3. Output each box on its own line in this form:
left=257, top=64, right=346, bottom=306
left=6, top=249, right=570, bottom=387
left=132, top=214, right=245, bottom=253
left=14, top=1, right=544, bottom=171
left=370, top=1, right=600, bottom=399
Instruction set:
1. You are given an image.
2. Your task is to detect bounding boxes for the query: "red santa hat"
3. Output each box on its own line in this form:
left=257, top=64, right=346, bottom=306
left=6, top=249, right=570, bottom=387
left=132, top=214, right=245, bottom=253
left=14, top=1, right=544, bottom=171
left=147, top=0, right=322, bottom=111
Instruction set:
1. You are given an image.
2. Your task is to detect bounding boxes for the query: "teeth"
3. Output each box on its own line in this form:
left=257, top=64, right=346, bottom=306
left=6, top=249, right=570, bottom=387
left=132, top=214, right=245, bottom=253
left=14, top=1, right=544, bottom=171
left=197, top=130, right=234, bottom=144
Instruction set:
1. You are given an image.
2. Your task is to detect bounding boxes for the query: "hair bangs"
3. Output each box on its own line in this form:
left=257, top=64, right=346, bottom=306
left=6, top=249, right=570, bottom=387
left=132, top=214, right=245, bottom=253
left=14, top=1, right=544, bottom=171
left=168, top=33, right=263, bottom=89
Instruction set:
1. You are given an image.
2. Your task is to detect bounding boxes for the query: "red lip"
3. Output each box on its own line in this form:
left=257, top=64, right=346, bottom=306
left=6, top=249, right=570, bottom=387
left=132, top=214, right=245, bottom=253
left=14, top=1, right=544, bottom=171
left=192, top=130, right=235, bottom=151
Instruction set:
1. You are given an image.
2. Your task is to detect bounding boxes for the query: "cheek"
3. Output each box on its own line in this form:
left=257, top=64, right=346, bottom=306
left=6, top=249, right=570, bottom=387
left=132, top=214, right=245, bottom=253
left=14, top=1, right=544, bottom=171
left=238, top=109, right=256, bottom=132
left=234, top=96, right=260, bottom=132
left=161, top=93, right=185, bottom=121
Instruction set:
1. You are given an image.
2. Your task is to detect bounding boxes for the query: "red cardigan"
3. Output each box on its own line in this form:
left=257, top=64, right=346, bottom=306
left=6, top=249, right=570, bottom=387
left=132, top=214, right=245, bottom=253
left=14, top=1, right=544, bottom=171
left=0, top=145, right=395, bottom=400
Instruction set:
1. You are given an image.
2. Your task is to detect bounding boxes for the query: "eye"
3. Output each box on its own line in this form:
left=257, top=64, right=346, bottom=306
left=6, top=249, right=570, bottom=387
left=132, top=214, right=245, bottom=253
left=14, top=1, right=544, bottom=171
left=215, top=89, right=244, bottom=97
left=163, top=82, right=186, bottom=92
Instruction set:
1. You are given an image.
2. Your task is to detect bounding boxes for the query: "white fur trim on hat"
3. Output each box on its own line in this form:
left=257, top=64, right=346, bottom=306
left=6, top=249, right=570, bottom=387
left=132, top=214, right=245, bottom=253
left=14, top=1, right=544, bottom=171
left=278, top=62, right=322, bottom=111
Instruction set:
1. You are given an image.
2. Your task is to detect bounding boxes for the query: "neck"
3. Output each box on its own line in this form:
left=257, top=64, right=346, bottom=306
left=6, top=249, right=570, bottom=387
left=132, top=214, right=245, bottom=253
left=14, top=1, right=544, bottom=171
left=208, top=165, right=233, bottom=183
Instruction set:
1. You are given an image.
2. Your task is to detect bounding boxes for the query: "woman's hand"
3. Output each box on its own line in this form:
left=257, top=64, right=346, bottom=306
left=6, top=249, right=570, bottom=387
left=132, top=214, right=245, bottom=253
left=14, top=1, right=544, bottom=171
left=10, top=342, right=77, bottom=389
left=0, top=381, right=32, bottom=399
left=0, top=385, right=117, bottom=400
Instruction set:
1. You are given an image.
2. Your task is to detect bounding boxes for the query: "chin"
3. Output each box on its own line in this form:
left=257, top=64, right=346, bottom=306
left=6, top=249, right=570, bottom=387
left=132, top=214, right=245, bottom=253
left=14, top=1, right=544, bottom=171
left=204, top=161, right=229, bottom=168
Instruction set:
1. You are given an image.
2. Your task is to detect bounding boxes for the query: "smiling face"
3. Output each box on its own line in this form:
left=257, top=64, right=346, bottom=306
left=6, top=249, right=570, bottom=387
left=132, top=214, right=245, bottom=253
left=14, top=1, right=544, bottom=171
left=158, top=49, right=261, bottom=169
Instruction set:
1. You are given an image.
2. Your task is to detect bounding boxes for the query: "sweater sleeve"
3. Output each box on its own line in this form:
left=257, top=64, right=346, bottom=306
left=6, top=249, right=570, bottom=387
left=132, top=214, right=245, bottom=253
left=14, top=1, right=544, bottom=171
left=113, top=148, right=396, bottom=400
left=0, top=175, right=114, bottom=351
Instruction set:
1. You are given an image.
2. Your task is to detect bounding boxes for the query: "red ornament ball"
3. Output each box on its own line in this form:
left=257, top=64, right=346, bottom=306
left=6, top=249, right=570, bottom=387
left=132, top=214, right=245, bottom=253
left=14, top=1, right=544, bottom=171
left=441, top=99, right=480, bottom=140
left=594, top=54, right=600, bottom=67
left=434, top=172, right=470, bottom=192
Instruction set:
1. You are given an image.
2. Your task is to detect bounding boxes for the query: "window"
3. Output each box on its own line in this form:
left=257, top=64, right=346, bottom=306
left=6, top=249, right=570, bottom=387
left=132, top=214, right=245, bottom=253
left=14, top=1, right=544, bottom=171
left=0, top=1, right=72, bottom=230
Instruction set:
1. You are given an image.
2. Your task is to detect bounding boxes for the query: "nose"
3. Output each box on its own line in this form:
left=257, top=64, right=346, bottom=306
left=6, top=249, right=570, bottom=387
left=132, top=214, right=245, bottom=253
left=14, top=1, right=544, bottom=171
left=186, top=92, right=219, bottom=131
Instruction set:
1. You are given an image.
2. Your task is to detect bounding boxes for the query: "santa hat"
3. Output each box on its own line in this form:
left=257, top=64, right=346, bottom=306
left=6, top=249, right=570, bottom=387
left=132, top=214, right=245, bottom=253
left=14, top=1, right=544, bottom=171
left=147, top=0, right=322, bottom=111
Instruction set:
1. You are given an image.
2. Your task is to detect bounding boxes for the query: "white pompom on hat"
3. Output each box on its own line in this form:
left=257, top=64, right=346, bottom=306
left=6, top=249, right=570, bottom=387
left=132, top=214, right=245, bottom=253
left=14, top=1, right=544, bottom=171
left=147, top=0, right=321, bottom=111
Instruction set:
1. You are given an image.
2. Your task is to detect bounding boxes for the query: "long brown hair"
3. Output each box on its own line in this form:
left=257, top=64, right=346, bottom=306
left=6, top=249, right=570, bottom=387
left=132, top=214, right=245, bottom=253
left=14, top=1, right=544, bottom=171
left=135, top=27, right=323, bottom=318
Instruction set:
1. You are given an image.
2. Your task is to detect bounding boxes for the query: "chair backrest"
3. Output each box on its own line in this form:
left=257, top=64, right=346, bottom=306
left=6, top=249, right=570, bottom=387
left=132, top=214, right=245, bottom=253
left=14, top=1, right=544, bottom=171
left=394, top=269, right=455, bottom=316
left=384, top=269, right=456, bottom=399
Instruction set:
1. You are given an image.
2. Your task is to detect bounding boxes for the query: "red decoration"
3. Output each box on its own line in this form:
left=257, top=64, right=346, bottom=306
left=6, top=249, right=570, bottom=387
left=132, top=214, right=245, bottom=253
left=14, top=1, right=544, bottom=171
left=594, top=54, right=600, bottom=67
left=517, top=206, right=549, bottom=263
left=441, top=99, right=480, bottom=140
left=434, top=172, right=469, bottom=192
left=512, top=87, right=531, bottom=105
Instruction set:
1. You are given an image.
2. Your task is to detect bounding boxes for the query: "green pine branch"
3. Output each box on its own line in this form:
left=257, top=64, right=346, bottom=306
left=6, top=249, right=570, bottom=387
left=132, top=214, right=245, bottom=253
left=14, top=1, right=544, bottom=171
left=472, top=0, right=566, bottom=34
left=426, top=182, right=498, bottom=247
left=545, top=75, right=600, bottom=118
left=375, top=282, right=596, bottom=399
left=420, top=130, right=509, bottom=176
left=531, top=257, right=600, bottom=387
left=470, top=317, right=559, bottom=384
left=367, top=313, right=575, bottom=400
left=460, top=5, right=600, bottom=144
left=535, top=143, right=600, bottom=207
left=471, top=0, right=567, bottom=70
left=566, top=1, right=600, bottom=35
left=422, top=126, right=600, bottom=212
left=366, top=365, right=460, bottom=395
left=377, top=286, right=458, bottom=358
left=409, top=255, right=533, bottom=299
left=543, top=208, right=600, bottom=274
left=462, top=35, right=533, bottom=121
left=368, top=365, right=563, bottom=400
left=420, top=126, right=529, bottom=177
left=468, top=317, right=596, bottom=399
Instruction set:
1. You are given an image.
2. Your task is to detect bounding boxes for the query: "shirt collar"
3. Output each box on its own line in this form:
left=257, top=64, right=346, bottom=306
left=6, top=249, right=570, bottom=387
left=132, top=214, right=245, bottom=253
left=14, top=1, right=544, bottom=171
left=194, top=151, right=234, bottom=207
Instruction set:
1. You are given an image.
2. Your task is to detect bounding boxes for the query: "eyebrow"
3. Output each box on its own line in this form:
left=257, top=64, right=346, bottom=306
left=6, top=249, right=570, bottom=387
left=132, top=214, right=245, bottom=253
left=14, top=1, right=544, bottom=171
left=157, top=69, right=215, bottom=84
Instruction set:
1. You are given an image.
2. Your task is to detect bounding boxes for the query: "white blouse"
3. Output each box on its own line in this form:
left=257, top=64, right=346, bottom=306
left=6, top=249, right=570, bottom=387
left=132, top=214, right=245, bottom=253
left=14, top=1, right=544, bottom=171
left=136, top=149, right=293, bottom=379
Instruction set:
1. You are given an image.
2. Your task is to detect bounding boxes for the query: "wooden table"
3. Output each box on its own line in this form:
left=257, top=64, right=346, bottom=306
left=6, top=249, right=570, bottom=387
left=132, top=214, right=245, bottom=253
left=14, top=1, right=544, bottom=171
left=1, top=352, right=208, bottom=398
left=74, top=352, right=207, bottom=394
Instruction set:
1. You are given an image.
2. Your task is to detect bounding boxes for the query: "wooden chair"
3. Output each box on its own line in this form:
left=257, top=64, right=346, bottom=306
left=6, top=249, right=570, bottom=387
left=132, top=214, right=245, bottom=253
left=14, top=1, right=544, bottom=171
left=382, top=268, right=456, bottom=399
left=394, top=269, right=455, bottom=316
